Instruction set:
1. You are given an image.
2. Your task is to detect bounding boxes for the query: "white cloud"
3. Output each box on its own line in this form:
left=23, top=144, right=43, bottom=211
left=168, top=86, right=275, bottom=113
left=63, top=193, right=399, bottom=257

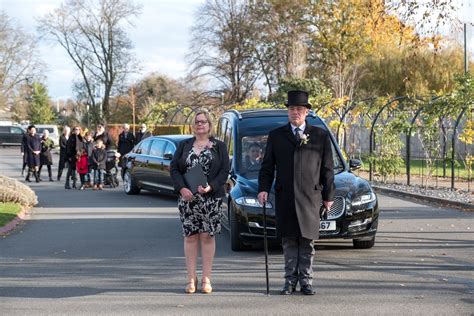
left=2, top=0, right=204, bottom=100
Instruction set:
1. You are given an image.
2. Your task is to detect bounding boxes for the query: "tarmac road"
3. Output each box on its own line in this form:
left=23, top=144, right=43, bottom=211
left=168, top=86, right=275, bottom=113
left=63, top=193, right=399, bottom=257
left=0, top=147, right=473, bottom=315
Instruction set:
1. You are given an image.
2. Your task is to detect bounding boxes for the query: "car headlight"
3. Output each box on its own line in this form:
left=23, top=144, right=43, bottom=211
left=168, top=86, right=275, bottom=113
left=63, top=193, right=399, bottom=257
left=351, top=192, right=376, bottom=206
left=235, top=197, right=273, bottom=209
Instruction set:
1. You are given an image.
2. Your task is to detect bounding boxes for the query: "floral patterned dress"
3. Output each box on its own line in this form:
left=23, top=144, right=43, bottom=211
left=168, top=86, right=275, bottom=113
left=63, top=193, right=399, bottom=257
left=178, top=146, right=222, bottom=237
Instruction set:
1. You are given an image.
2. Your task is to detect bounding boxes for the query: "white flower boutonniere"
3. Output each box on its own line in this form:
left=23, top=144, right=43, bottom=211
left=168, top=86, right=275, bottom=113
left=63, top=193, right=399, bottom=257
left=300, top=133, right=310, bottom=146
left=206, top=140, right=217, bottom=152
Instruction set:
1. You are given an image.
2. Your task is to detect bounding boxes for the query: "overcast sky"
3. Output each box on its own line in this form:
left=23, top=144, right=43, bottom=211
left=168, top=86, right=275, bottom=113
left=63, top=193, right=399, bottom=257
left=1, top=0, right=473, bottom=101
left=1, top=0, right=204, bottom=100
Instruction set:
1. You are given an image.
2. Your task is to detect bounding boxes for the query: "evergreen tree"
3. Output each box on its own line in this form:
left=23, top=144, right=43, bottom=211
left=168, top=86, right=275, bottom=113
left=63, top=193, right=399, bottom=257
left=27, top=82, right=56, bottom=124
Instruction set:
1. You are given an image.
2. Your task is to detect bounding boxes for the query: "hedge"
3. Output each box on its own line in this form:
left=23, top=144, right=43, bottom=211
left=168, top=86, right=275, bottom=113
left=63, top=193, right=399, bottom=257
left=0, top=175, right=38, bottom=207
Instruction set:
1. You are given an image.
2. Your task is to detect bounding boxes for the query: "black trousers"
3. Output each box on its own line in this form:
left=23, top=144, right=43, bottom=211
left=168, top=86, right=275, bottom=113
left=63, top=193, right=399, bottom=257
left=38, top=164, right=52, bottom=179
left=65, top=163, right=77, bottom=185
left=282, top=236, right=315, bottom=286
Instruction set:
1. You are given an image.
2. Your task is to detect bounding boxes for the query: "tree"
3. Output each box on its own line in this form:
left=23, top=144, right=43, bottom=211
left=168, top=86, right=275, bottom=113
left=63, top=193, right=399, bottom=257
left=0, top=13, right=43, bottom=111
left=249, top=0, right=309, bottom=96
left=188, top=0, right=259, bottom=103
left=38, top=0, right=142, bottom=123
left=132, top=73, right=193, bottom=121
left=27, top=82, right=56, bottom=124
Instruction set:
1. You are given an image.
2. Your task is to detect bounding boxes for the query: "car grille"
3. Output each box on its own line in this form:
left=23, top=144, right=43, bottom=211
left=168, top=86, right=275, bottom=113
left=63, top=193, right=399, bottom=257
left=325, top=196, right=345, bottom=220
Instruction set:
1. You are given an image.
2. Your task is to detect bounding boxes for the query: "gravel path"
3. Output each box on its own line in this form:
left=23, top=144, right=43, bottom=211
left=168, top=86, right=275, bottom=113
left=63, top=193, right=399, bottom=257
left=372, top=182, right=473, bottom=204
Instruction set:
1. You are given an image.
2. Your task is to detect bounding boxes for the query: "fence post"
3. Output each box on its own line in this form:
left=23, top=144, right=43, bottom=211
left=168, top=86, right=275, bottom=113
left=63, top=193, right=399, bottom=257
left=452, top=107, right=467, bottom=190
left=406, top=134, right=411, bottom=186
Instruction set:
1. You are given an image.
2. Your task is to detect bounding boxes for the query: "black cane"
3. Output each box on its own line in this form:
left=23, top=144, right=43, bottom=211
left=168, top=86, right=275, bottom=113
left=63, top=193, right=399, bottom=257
left=263, top=201, right=270, bottom=295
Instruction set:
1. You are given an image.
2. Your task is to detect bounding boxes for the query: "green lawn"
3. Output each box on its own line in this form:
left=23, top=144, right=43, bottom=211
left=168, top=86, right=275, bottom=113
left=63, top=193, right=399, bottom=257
left=0, top=202, right=22, bottom=228
left=360, top=159, right=473, bottom=179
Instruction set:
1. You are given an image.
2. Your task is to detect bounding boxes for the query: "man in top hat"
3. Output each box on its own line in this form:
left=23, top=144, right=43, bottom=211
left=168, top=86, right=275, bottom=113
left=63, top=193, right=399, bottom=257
left=258, top=90, right=335, bottom=295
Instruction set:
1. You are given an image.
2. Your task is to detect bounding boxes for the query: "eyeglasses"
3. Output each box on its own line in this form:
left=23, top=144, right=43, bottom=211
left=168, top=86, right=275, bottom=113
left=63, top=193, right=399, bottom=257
left=194, top=120, right=208, bottom=125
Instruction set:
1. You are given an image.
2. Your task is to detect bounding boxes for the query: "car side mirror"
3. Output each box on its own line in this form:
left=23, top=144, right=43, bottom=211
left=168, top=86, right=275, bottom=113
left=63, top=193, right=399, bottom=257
left=163, top=153, right=173, bottom=160
left=349, top=159, right=362, bottom=171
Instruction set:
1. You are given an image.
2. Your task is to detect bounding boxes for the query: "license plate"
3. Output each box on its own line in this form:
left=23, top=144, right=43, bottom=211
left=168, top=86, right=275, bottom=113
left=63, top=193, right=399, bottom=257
left=319, top=221, right=336, bottom=231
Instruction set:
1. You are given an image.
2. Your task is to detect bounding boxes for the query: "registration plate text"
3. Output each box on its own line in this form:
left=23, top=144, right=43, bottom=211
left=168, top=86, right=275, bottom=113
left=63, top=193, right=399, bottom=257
left=319, top=221, right=336, bottom=231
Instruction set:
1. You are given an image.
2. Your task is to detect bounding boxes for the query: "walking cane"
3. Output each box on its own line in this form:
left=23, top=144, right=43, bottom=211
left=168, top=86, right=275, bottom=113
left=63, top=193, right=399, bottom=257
left=263, top=201, right=270, bottom=295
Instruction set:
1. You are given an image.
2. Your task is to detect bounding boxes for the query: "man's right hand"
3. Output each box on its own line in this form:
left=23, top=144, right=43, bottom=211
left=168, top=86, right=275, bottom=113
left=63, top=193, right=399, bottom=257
left=180, top=187, right=194, bottom=201
left=257, top=191, right=268, bottom=205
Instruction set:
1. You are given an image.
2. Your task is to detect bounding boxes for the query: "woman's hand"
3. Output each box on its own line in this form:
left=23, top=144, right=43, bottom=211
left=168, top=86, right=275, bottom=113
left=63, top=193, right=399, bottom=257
left=198, top=185, right=211, bottom=194
left=180, top=187, right=194, bottom=201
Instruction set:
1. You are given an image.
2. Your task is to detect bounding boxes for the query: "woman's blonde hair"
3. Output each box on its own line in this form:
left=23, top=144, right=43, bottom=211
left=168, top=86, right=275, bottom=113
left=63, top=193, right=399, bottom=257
left=193, top=110, right=213, bottom=136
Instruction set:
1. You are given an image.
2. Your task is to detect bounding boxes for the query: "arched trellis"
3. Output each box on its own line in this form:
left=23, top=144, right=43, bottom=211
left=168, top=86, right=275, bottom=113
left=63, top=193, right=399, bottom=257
left=452, top=106, right=469, bottom=189
left=367, top=96, right=412, bottom=181
left=405, top=96, right=443, bottom=186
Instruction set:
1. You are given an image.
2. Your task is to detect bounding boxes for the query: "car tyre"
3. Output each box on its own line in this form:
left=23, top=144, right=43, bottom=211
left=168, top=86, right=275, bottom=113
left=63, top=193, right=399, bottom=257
left=229, top=203, right=245, bottom=251
left=123, top=169, right=140, bottom=195
left=353, top=236, right=375, bottom=249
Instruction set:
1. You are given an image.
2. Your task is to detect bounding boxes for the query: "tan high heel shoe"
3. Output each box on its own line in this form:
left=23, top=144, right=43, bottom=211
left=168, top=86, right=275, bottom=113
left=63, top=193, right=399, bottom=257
left=201, top=278, right=212, bottom=294
left=185, top=277, right=198, bottom=294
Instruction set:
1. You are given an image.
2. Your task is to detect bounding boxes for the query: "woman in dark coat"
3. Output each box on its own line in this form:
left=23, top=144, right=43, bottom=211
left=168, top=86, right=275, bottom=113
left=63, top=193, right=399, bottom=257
left=93, top=124, right=112, bottom=150
left=170, top=110, right=229, bottom=294
left=65, top=126, right=84, bottom=189
left=57, top=126, right=70, bottom=181
left=39, top=129, right=55, bottom=181
left=24, top=125, right=41, bottom=183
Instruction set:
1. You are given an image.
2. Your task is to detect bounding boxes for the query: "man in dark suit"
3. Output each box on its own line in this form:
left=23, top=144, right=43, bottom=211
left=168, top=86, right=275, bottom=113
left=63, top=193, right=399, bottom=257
left=258, top=90, right=335, bottom=295
left=244, top=142, right=263, bottom=171
left=117, top=123, right=135, bottom=168
left=134, top=123, right=152, bottom=145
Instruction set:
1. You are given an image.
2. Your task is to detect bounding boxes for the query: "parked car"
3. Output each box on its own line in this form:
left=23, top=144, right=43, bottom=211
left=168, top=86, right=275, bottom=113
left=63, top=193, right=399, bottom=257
left=122, top=109, right=379, bottom=251
left=0, top=125, right=26, bottom=146
left=122, top=135, right=192, bottom=195
left=33, top=125, right=60, bottom=147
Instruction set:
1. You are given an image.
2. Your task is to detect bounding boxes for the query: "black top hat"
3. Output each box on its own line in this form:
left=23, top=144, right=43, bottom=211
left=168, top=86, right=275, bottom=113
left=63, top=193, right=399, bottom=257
left=285, top=90, right=311, bottom=109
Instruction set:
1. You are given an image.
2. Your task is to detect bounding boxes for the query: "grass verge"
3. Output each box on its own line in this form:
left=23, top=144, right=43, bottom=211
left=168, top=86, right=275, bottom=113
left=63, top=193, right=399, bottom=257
left=0, top=202, right=22, bottom=228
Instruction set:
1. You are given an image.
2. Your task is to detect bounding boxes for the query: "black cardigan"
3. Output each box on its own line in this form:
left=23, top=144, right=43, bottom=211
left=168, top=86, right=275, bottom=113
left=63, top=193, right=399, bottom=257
left=170, top=137, right=230, bottom=198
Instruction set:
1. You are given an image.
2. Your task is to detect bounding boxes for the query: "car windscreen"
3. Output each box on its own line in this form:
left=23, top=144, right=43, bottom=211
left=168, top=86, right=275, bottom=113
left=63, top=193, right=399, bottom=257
left=237, top=119, right=345, bottom=179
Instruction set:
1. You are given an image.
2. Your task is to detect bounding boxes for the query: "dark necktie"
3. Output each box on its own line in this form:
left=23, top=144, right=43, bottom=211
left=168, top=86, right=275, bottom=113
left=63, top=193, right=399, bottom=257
left=294, top=127, right=301, bottom=142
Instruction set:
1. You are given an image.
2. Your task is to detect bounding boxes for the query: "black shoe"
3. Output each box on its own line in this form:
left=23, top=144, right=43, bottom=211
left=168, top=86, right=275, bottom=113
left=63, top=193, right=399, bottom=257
left=300, top=284, right=315, bottom=295
left=49, top=177, right=54, bottom=182
left=280, top=282, right=296, bottom=295
left=65, top=184, right=71, bottom=189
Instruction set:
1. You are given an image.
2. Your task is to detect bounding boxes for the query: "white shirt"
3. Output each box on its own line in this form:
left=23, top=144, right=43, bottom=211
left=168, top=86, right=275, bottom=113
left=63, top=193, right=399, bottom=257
left=290, top=123, right=306, bottom=136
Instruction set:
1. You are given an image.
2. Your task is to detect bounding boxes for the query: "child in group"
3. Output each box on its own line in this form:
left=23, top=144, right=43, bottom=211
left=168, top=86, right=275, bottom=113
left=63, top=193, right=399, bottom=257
left=92, top=139, right=107, bottom=190
left=83, top=132, right=95, bottom=188
left=76, top=149, right=89, bottom=190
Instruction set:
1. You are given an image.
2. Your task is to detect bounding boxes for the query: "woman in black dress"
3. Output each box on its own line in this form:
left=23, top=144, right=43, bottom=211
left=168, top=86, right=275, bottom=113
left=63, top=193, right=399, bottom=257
left=39, top=129, right=55, bottom=181
left=57, top=126, right=70, bottom=181
left=24, top=125, right=41, bottom=183
left=170, top=111, right=229, bottom=294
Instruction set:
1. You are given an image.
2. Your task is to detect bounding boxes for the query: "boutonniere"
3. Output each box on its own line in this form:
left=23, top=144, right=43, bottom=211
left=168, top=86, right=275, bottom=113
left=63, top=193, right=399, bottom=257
left=206, top=140, right=217, bottom=152
left=300, top=133, right=310, bottom=146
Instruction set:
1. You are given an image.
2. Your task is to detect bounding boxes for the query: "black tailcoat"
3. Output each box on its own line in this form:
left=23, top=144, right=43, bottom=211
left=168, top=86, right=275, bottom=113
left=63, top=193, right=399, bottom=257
left=258, top=122, right=335, bottom=240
